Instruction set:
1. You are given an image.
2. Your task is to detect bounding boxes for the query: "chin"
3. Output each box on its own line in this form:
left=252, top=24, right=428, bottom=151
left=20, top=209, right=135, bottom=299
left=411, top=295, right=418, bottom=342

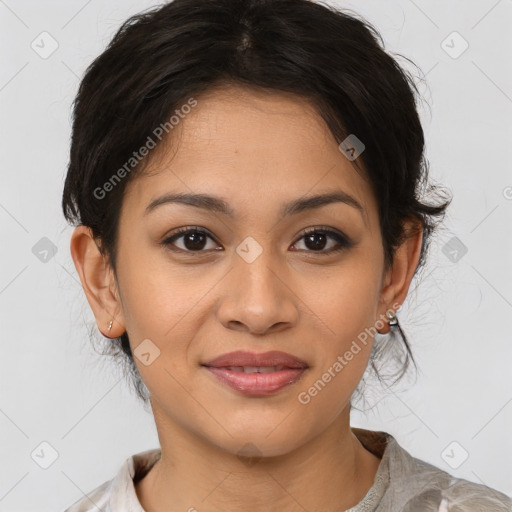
left=207, top=423, right=309, bottom=460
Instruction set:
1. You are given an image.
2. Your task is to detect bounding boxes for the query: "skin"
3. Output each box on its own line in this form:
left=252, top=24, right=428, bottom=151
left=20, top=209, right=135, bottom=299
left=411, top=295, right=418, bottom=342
left=70, top=83, right=422, bottom=512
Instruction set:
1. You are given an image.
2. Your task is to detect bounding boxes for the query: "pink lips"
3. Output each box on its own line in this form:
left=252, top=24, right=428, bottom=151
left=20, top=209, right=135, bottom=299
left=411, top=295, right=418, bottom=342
left=202, top=350, right=309, bottom=396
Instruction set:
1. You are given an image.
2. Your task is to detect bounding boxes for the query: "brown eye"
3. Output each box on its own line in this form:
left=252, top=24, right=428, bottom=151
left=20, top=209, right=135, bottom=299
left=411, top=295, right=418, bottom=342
left=162, top=227, right=220, bottom=252
left=291, top=227, right=353, bottom=254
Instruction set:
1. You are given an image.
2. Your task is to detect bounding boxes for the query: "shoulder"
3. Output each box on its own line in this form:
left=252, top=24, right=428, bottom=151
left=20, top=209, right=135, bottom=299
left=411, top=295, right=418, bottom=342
left=63, top=478, right=112, bottom=512
left=62, top=448, right=161, bottom=512
left=379, top=432, right=512, bottom=511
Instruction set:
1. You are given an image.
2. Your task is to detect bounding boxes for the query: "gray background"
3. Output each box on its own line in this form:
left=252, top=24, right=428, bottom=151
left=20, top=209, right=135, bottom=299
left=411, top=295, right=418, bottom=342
left=1, top=0, right=511, bottom=510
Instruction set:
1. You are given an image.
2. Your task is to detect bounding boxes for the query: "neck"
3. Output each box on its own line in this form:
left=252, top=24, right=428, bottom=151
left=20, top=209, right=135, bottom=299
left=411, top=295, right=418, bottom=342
left=135, top=407, right=382, bottom=512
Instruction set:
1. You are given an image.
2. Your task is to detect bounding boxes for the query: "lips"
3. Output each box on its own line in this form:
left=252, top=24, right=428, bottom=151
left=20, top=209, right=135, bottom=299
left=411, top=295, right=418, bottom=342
left=201, top=350, right=309, bottom=369
left=201, top=350, right=309, bottom=396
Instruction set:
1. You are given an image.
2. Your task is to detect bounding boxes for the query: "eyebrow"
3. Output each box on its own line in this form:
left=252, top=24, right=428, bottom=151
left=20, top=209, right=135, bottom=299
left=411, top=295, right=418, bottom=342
left=144, top=190, right=364, bottom=221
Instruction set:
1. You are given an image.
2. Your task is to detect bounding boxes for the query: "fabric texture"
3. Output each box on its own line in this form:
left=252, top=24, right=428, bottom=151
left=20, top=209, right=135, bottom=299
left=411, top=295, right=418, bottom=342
left=63, top=428, right=512, bottom=512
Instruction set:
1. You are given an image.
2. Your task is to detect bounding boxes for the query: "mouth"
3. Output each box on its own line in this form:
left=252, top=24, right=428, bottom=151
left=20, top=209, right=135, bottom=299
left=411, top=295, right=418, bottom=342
left=201, top=364, right=308, bottom=396
left=201, top=350, right=309, bottom=396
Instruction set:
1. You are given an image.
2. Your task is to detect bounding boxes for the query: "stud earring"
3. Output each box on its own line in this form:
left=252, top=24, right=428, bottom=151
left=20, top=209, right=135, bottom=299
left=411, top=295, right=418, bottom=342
left=377, top=308, right=398, bottom=335
left=386, top=309, right=398, bottom=327
left=108, top=320, right=113, bottom=331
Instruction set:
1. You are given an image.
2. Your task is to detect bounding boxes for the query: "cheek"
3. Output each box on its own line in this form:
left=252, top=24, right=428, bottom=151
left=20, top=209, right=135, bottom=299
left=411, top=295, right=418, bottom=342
left=305, top=254, right=382, bottom=343
left=295, top=282, right=378, bottom=424
left=121, top=281, right=205, bottom=372
left=116, top=240, right=199, bottom=337
left=115, top=248, right=217, bottom=392
left=299, top=254, right=382, bottom=392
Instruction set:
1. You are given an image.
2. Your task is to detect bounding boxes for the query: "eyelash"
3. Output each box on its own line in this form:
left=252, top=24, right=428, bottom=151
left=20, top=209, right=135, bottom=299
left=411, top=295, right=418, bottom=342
left=161, top=225, right=353, bottom=255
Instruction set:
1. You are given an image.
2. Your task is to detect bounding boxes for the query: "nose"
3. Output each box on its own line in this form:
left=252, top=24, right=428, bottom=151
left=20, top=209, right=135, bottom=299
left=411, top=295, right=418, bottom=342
left=216, top=247, right=300, bottom=335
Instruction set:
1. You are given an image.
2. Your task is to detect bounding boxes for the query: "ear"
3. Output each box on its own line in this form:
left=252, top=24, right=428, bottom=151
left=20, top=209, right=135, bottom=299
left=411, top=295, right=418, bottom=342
left=70, top=225, right=126, bottom=338
left=377, top=217, right=423, bottom=329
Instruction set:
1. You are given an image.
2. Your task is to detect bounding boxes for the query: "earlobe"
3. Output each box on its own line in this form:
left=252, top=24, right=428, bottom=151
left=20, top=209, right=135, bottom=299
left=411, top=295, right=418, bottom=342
left=377, top=218, right=423, bottom=328
left=70, top=226, right=126, bottom=338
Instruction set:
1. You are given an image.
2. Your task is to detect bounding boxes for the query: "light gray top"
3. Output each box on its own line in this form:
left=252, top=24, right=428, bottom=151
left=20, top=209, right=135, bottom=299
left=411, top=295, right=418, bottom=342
left=63, top=428, right=512, bottom=512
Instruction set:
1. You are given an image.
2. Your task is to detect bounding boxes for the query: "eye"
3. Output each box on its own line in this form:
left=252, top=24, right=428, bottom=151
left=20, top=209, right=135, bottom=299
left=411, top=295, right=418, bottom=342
left=290, top=227, right=353, bottom=254
left=162, top=226, right=221, bottom=252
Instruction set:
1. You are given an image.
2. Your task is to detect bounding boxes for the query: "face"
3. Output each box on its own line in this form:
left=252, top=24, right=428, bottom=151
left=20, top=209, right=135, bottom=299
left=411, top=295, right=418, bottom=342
left=73, top=84, right=418, bottom=458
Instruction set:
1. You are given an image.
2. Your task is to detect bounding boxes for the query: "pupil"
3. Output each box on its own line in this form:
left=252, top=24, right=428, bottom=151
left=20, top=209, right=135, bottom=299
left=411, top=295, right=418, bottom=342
left=185, top=232, right=206, bottom=250
left=305, top=232, right=326, bottom=250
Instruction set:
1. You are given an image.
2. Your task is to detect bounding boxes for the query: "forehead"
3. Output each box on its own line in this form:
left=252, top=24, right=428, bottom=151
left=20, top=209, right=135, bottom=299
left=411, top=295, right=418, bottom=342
left=122, top=84, right=377, bottom=227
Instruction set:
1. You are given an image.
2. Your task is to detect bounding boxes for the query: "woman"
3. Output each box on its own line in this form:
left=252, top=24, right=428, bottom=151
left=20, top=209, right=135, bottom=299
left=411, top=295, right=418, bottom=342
left=61, top=0, right=512, bottom=510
